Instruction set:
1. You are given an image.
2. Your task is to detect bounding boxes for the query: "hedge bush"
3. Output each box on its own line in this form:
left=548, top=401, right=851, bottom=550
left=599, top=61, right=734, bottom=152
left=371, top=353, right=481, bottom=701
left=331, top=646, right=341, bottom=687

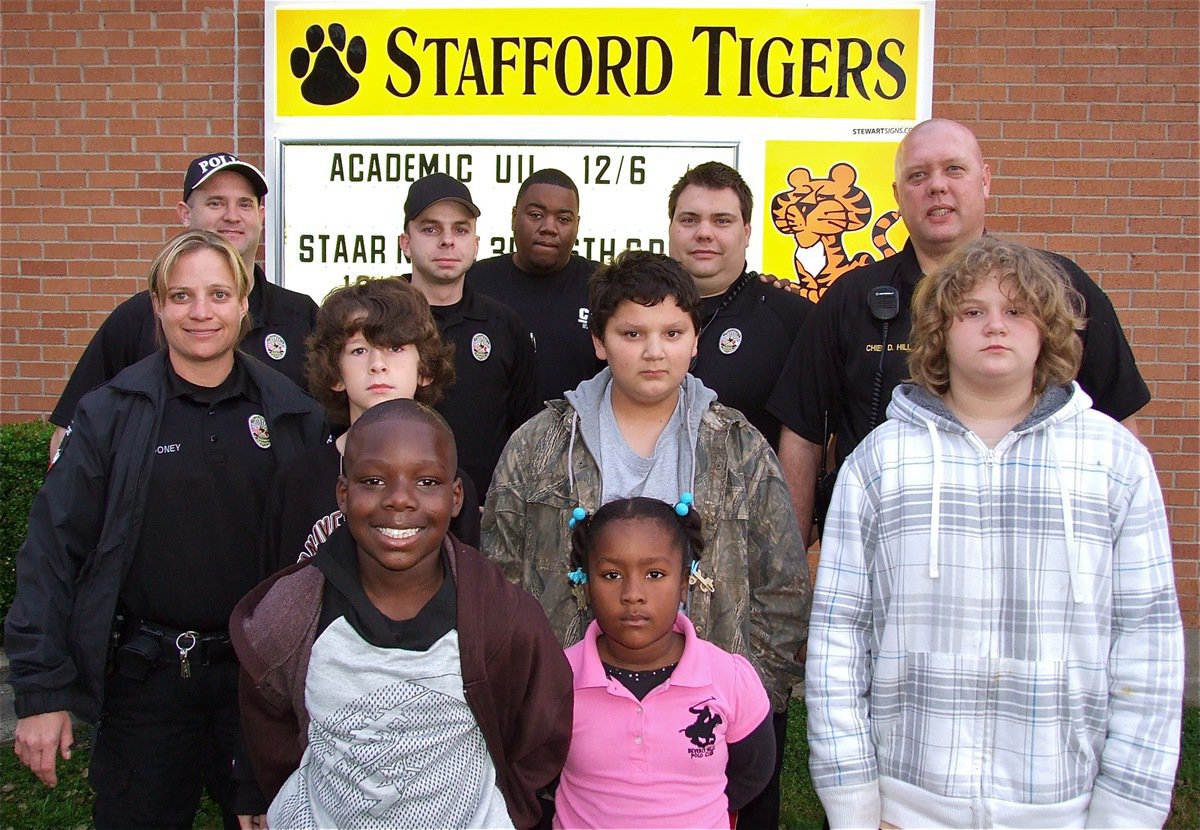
left=1, top=420, right=53, bottom=633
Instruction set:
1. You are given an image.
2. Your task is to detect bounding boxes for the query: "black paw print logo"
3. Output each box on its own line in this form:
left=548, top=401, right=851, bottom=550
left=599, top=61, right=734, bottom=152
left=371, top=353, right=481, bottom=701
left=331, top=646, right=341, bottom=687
left=291, top=23, right=367, bottom=106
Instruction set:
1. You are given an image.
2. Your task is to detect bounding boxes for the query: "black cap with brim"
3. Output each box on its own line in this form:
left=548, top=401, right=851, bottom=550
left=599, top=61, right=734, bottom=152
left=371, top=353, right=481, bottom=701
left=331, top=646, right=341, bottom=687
left=404, top=173, right=480, bottom=225
left=182, top=153, right=268, bottom=202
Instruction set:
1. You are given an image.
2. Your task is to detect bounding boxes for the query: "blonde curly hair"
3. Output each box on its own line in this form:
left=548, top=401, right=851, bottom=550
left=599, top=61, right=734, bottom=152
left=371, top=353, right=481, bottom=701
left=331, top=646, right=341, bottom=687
left=908, top=236, right=1085, bottom=396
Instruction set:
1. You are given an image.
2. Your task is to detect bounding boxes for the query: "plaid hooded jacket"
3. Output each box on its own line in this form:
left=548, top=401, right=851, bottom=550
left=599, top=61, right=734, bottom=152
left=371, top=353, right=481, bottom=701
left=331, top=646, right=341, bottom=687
left=806, top=382, right=1182, bottom=829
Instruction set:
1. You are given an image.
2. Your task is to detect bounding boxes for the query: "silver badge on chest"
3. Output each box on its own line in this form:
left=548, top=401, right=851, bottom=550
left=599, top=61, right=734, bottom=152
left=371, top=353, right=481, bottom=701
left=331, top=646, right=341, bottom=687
left=264, top=333, right=287, bottom=361
left=718, top=327, right=743, bottom=355
left=471, top=333, right=492, bottom=361
left=248, top=414, right=271, bottom=449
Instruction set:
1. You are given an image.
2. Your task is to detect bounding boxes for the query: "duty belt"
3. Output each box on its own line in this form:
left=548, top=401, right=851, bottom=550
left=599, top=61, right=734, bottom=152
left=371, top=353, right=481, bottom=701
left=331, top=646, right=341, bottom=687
left=114, top=616, right=236, bottom=680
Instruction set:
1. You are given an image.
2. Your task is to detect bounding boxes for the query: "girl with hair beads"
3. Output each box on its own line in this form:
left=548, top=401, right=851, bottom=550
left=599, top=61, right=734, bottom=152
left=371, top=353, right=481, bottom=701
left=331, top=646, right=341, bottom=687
left=554, top=497, right=775, bottom=829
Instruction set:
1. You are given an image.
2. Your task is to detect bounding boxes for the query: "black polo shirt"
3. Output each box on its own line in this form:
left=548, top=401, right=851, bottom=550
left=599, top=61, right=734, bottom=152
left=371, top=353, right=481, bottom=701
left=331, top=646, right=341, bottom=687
left=766, top=239, right=1152, bottom=468
left=121, top=357, right=278, bottom=631
left=469, top=253, right=604, bottom=402
left=50, top=265, right=318, bottom=426
left=691, top=269, right=814, bottom=449
left=430, top=281, right=539, bottom=495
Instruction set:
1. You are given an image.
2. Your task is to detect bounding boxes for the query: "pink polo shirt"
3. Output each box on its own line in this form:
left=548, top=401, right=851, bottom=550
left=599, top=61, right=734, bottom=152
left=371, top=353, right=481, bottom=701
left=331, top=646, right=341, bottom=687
left=553, top=613, right=770, bottom=829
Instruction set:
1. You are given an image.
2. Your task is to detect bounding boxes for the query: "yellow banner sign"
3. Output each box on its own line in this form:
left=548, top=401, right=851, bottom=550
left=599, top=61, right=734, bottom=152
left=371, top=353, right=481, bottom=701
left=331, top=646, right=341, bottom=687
left=276, top=7, right=921, bottom=118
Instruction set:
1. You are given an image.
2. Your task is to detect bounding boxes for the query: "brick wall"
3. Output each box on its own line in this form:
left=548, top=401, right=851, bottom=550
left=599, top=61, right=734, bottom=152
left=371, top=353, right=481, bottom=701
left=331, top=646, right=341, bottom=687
left=1, top=0, right=267, bottom=419
left=2, top=0, right=1197, bottom=631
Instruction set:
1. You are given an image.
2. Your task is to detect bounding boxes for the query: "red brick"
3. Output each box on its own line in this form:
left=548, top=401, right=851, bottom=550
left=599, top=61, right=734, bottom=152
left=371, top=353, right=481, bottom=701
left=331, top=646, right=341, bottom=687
left=1146, top=27, right=1200, bottom=48
left=1032, top=103, right=1091, bottom=122
left=130, top=28, right=183, bottom=48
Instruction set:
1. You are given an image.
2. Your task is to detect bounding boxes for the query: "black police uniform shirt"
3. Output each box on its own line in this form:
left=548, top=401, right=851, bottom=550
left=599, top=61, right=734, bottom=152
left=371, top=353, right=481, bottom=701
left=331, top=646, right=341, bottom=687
left=766, top=239, right=1152, bottom=469
left=428, top=281, right=540, bottom=496
left=262, top=440, right=482, bottom=575
left=469, top=253, right=605, bottom=402
left=50, top=265, right=318, bottom=427
left=121, top=358, right=279, bottom=632
left=691, top=269, right=814, bottom=450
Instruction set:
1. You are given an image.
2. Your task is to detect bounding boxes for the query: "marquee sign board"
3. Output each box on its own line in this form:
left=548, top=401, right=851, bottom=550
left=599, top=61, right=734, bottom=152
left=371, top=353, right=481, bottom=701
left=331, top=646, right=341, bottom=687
left=265, top=0, right=933, bottom=303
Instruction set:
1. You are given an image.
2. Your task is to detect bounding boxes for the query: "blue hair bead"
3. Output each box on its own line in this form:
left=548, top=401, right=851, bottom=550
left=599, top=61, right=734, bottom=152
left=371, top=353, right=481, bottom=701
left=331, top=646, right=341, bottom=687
left=567, top=568, right=588, bottom=586
left=674, top=492, right=694, bottom=516
left=568, top=505, right=589, bottom=529
left=690, top=560, right=701, bottom=577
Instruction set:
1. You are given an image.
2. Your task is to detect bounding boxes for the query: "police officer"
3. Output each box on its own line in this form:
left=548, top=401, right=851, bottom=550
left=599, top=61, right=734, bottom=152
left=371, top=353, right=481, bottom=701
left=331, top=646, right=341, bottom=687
left=470, top=168, right=604, bottom=402
left=7, top=230, right=327, bottom=829
left=668, top=161, right=813, bottom=451
left=47, top=152, right=319, bottom=461
left=767, top=118, right=1150, bottom=543
left=401, top=173, right=539, bottom=496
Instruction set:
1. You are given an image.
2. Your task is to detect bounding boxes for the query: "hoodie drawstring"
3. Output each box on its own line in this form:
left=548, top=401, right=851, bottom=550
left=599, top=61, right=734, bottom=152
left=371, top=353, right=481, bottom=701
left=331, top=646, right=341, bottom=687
left=567, top=410, right=580, bottom=499
left=1048, top=437, right=1085, bottom=604
left=923, top=418, right=943, bottom=580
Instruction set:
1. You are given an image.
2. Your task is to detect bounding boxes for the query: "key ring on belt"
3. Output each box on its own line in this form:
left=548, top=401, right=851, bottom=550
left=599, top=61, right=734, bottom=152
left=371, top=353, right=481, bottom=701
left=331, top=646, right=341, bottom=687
left=176, top=631, right=199, bottom=679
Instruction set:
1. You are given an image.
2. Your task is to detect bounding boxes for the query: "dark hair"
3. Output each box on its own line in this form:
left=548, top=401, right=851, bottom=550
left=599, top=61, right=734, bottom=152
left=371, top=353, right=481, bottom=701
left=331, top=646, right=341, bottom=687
left=305, top=277, right=456, bottom=425
left=516, top=168, right=580, bottom=205
left=570, top=497, right=704, bottom=574
left=908, top=236, right=1084, bottom=396
left=342, top=398, right=457, bottom=469
left=667, top=161, right=753, bottom=223
left=588, top=250, right=702, bottom=338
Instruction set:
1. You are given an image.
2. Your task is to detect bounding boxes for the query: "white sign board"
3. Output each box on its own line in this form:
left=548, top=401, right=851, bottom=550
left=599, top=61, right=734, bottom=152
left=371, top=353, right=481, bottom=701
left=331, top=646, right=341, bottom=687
left=282, top=142, right=736, bottom=300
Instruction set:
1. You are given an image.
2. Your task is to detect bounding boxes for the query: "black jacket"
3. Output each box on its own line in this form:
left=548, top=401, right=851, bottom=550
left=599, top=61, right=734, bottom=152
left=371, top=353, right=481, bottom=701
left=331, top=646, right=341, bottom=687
left=5, top=350, right=328, bottom=723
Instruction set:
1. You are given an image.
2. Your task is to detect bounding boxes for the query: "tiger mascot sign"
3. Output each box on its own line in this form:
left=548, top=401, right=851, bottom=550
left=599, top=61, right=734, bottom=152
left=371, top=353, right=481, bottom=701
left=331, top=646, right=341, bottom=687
left=771, top=162, right=901, bottom=302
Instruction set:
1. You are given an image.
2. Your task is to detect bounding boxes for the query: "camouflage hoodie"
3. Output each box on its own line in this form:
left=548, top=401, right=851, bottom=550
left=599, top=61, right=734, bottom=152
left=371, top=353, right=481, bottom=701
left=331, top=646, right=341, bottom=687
left=482, top=369, right=810, bottom=712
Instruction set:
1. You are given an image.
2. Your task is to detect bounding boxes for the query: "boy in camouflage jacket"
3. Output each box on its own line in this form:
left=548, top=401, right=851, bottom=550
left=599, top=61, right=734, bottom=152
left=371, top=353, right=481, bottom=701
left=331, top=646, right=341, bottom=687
left=482, top=250, right=810, bottom=715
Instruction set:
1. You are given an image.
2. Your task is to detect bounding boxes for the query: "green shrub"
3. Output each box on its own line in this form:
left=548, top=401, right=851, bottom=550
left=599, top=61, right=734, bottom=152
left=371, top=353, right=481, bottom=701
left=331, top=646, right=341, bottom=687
left=1, top=420, right=53, bottom=632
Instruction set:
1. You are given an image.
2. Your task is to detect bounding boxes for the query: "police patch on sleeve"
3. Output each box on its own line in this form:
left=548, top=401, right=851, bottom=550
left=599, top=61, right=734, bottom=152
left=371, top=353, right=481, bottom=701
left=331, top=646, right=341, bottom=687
left=471, top=333, right=492, bottom=362
left=718, top=327, right=743, bottom=355
left=248, top=414, right=271, bottom=449
left=264, top=332, right=287, bottom=361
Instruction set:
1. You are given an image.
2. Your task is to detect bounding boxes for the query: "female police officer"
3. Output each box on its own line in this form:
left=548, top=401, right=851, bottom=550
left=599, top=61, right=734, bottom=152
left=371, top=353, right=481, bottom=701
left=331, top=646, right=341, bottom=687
left=5, top=230, right=327, bottom=829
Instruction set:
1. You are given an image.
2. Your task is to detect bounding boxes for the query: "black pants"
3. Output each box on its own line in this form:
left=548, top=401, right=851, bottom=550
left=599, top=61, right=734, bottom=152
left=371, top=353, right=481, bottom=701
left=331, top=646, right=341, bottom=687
left=90, top=661, right=241, bottom=830
left=735, top=709, right=787, bottom=829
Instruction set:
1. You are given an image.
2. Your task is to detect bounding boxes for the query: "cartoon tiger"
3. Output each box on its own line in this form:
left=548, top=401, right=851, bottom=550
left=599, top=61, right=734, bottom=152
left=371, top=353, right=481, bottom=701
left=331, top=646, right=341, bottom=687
left=771, top=162, right=899, bottom=302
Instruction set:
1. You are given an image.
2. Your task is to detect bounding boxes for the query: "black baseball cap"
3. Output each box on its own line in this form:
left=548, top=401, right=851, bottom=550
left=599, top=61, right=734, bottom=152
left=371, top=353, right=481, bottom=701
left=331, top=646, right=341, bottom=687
left=404, top=173, right=480, bottom=224
left=182, top=153, right=268, bottom=202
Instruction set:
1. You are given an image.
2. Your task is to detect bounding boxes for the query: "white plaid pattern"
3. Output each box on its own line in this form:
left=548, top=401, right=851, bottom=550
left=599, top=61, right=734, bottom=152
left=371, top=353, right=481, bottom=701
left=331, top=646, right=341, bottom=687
left=806, top=384, right=1182, bottom=828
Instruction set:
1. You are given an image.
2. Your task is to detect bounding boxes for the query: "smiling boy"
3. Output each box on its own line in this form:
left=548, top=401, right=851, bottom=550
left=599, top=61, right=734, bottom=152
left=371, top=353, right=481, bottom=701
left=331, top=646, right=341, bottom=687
left=233, top=399, right=572, bottom=829
left=483, top=250, right=810, bottom=721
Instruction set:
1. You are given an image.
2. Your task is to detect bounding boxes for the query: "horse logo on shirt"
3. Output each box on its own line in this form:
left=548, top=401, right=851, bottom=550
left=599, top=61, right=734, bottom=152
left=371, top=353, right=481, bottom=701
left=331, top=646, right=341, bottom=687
left=681, top=697, right=722, bottom=758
